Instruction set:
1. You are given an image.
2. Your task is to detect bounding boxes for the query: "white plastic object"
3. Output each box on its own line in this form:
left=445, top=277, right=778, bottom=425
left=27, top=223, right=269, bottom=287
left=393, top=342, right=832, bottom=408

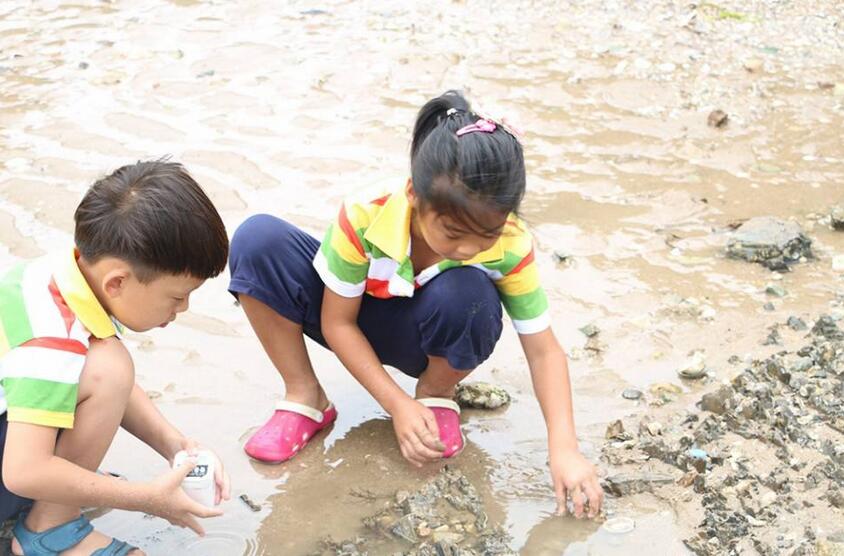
left=173, top=450, right=216, bottom=508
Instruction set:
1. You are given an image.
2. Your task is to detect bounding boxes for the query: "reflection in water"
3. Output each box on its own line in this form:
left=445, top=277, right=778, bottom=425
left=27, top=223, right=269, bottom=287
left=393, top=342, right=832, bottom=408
left=254, top=418, right=506, bottom=554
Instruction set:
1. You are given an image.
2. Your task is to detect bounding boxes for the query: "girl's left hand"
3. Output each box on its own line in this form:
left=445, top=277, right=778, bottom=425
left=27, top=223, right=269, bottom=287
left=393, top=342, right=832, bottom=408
left=176, top=438, right=232, bottom=506
left=550, top=448, right=603, bottom=519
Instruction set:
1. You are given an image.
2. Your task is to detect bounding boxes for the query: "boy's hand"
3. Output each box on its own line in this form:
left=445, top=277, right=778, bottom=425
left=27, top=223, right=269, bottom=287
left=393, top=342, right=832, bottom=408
left=550, top=448, right=603, bottom=519
left=390, top=398, right=445, bottom=467
left=145, top=459, right=224, bottom=535
left=177, top=439, right=232, bottom=505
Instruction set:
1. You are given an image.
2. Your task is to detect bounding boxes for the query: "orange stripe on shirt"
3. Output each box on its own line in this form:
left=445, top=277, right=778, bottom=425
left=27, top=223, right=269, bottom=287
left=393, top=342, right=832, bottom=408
left=371, top=194, right=390, bottom=206
left=48, top=278, right=75, bottom=335
left=506, top=248, right=535, bottom=276
left=338, top=205, right=366, bottom=257
left=22, top=336, right=87, bottom=355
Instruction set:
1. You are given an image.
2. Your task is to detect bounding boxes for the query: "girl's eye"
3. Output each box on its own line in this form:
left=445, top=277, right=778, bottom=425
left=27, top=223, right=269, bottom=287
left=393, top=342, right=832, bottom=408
left=173, top=297, right=185, bottom=302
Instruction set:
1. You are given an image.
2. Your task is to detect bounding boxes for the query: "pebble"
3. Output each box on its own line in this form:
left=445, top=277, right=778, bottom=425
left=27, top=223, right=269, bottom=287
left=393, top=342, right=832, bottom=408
left=622, top=388, right=643, bottom=400
left=765, top=284, right=787, bottom=297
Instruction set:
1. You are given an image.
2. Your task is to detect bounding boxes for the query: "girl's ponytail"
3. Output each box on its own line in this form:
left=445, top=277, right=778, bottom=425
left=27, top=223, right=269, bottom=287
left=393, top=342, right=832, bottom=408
left=410, top=90, right=471, bottom=162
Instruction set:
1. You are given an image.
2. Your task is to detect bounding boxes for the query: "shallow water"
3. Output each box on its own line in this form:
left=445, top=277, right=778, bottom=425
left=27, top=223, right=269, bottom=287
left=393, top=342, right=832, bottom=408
left=1, top=0, right=843, bottom=554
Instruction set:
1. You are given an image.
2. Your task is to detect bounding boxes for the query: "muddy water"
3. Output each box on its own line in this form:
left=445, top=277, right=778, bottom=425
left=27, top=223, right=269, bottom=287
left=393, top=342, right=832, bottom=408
left=1, top=0, right=843, bottom=554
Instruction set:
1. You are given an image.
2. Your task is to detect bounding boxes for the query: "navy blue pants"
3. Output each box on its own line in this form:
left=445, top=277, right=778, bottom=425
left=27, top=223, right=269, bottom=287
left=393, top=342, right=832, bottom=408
left=0, top=413, right=32, bottom=522
left=228, top=215, right=503, bottom=377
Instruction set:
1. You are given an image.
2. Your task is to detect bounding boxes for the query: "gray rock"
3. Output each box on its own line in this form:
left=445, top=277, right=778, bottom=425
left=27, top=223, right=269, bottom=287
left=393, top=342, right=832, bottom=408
left=764, top=302, right=776, bottom=312
left=726, top=217, right=812, bottom=270
left=812, top=315, right=844, bottom=340
left=622, top=388, right=643, bottom=400
left=787, top=316, right=808, bottom=331
left=832, top=205, right=844, bottom=231
left=455, top=382, right=511, bottom=410
left=579, top=323, right=600, bottom=337
left=699, top=386, right=732, bottom=415
left=766, top=284, right=787, bottom=297
left=603, top=472, right=675, bottom=496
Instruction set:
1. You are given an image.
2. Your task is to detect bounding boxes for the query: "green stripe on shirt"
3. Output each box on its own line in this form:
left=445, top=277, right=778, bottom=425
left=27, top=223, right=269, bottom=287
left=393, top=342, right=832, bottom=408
left=0, top=263, right=34, bottom=349
left=3, top=376, right=79, bottom=415
left=499, top=288, right=549, bottom=321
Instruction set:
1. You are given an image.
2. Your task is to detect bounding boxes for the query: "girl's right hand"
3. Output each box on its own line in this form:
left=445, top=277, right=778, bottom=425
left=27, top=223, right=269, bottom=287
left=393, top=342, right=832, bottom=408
left=390, top=398, right=445, bottom=467
left=143, top=459, right=224, bottom=535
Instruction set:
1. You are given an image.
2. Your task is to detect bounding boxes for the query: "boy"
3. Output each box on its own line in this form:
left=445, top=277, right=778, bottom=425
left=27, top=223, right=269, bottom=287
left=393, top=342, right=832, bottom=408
left=0, top=161, right=231, bottom=555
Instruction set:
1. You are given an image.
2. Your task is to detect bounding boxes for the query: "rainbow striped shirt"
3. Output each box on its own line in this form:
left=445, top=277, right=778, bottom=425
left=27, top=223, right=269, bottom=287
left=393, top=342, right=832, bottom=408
left=0, top=250, right=119, bottom=429
left=313, top=188, right=550, bottom=334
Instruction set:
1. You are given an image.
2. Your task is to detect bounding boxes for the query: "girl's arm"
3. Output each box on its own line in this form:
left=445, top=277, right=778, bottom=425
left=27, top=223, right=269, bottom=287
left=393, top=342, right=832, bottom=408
left=519, top=327, right=603, bottom=518
left=321, top=289, right=444, bottom=465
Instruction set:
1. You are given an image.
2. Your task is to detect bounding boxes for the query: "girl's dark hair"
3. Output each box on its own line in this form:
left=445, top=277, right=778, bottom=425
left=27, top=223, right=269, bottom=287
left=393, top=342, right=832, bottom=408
left=74, top=160, right=229, bottom=282
left=410, top=90, right=525, bottom=236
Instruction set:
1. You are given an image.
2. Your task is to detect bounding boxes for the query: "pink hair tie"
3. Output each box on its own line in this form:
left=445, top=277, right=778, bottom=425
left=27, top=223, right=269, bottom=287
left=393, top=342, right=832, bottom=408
left=456, top=118, right=497, bottom=137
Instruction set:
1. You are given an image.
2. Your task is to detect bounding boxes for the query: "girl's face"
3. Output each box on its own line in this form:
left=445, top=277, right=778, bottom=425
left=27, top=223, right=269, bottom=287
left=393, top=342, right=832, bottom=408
left=414, top=210, right=503, bottom=261
left=407, top=180, right=507, bottom=261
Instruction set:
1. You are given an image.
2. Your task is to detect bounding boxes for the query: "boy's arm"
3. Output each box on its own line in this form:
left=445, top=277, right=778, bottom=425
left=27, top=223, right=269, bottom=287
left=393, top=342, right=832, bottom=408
left=3, top=421, right=221, bottom=533
left=519, top=327, right=603, bottom=518
left=122, top=383, right=232, bottom=504
left=122, top=383, right=186, bottom=462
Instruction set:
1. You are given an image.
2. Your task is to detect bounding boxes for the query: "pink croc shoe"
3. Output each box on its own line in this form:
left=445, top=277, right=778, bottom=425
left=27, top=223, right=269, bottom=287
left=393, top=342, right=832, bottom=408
left=418, top=398, right=464, bottom=458
left=245, top=401, right=338, bottom=463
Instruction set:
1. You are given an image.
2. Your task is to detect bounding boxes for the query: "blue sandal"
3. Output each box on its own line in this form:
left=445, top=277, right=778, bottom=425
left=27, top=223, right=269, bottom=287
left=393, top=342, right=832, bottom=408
left=13, top=510, right=137, bottom=555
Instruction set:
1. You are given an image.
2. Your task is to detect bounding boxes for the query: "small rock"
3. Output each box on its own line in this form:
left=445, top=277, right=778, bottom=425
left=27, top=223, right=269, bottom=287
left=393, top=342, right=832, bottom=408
left=579, top=324, right=600, bottom=338
left=605, top=419, right=629, bottom=441
left=812, top=315, right=844, bottom=340
left=603, top=473, right=675, bottom=496
left=765, top=284, right=787, bottom=297
left=552, top=250, right=572, bottom=264
left=787, top=316, right=808, bottom=331
left=622, top=388, right=643, bottom=400
left=646, top=421, right=663, bottom=436
left=699, top=386, right=731, bottom=415
left=726, top=217, right=813, bottom=270
left=455, top=382, right=511, bottom=410
left=763, top=302, right=776, bottom=312
left=78, top=61, right=89, bottom=69
left=678, top=470, right=698, bottom=487
left=831, top=206, right=844, bottom=230
left=678, top=352, right=707, bottom=380
left=707, top=109, right=728, bottom=128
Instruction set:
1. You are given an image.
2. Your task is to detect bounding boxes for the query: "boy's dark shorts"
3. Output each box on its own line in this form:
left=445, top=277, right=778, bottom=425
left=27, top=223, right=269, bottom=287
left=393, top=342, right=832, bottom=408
left=228, top=215, right=504, bottom=377
left=0, top=413, right=32, bottom=522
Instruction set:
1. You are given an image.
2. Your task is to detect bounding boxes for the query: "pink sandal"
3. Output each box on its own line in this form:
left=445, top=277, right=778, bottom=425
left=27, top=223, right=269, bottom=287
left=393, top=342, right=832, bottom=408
left=244, top=401, right=338, bottom=463
left=418, top=398, right=464, bottom=458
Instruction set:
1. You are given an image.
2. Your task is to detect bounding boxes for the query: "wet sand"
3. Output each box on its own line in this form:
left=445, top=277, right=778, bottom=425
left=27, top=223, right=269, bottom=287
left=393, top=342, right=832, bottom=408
left=1, top=0, right=842, bottom=554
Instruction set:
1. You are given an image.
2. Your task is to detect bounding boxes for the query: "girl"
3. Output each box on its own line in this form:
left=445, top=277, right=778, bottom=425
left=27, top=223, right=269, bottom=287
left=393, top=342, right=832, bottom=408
left=228, top=91, right=603, bottom=518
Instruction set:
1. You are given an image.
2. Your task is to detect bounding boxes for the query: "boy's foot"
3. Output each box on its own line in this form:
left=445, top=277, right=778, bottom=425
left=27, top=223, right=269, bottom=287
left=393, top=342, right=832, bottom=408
left=244, top=401, right=338, bottom=463
left=418, top=398, right=464, bottom=458
left=12, top=511, right=142, bottom=555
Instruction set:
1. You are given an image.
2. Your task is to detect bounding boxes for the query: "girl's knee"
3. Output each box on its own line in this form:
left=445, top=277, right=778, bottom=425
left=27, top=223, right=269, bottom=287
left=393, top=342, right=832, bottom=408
left=423, top=268, right=502, bottom=322
left=231, top=214, right=293, bottom=259
left=79, top=337, right=134, bottom=400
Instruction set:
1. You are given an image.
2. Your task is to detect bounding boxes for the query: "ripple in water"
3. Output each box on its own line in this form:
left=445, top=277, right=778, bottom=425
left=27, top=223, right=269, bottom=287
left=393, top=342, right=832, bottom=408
left=174, top=530, right=257, bottom=556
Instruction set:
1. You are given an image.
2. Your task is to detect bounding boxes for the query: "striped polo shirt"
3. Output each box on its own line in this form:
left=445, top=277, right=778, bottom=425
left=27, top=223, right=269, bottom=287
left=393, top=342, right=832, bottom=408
left=0, top=249, right=119, bottom=429
left=313, top=187, right=550, bottom=334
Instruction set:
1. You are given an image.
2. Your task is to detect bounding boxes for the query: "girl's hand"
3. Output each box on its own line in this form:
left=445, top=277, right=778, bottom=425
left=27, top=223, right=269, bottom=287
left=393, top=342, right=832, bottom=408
left=174, top=438, right=232, bottom=505
left=550, top=448, right=603, bottom=518
left=390, top=398, right=445, bottom=467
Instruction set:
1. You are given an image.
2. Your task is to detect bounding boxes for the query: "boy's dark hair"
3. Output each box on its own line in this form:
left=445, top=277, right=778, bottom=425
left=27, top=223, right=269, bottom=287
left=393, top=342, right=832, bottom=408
left=410, top=90, right=526, bottom=236
left=74, top=160, right=229, bottom=282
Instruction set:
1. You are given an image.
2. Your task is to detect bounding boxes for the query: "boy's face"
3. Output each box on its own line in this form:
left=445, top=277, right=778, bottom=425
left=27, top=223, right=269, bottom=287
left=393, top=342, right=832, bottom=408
left=106, top=271, right=205, bottom=332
